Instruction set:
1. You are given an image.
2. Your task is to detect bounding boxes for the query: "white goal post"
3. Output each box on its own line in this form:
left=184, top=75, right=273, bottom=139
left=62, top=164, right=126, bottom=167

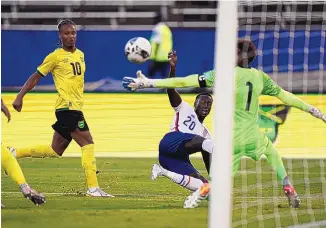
left=209, top=1, right=238, bottom=228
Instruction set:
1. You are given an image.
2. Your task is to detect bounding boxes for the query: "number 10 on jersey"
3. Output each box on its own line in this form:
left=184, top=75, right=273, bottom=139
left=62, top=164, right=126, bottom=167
left=70, top=62, right=82, bottom=76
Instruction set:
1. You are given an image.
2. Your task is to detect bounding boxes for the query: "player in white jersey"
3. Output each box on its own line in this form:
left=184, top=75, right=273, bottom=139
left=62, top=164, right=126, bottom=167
left=151, top=51, right=214, bottom=192
left=169, top=101, right=212, bottom=138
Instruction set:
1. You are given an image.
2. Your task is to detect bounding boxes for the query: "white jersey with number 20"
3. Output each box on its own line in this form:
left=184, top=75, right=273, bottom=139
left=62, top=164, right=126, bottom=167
left=169, top=101, right=211, bottom=139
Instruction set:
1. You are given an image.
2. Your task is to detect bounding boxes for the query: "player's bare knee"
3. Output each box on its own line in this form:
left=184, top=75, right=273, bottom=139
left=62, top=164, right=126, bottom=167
left=71, top=130, right=94, bottom=147
left=51, top=145, right=64, bottom=156
left=84, top=132, right=94, bottom=145
left=80, top=138, right=94, bottom=148
left=82, top=136, right=94, bottom=146
left=52, top=132, right=70, bottom=156
left=87, top=138, right=94, bottom=145
left=184, top=136, right=206, bottom=153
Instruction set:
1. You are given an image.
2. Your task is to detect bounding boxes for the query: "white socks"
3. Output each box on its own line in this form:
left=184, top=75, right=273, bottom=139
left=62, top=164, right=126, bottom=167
left=88, top=187, right=99, bottom=192
left=202, top=139, right=214, bottom=154
left=162, top=168, right=204, bottom=191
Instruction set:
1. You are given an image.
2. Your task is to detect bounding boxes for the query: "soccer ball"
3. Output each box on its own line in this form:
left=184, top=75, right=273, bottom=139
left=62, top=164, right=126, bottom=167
left=125, top=37, right=152, bottom=64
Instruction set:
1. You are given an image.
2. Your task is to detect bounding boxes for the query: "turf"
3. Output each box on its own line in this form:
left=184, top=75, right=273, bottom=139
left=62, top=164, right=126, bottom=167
left=1, top=157, right=326, bottom=228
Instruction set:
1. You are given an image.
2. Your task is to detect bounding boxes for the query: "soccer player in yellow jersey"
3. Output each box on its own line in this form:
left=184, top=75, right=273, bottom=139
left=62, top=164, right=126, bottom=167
left=2, top=99, right=46, bottom=207
left=11, top=20, right=112, bottom=197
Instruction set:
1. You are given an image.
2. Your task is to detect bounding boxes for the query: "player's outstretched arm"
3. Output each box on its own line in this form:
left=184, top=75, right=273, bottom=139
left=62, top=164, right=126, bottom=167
left=12, top=72, right=42, bottom=112
left=276, top=90, right=310, bottom=112
left=262, top=72, right=326, bottom=123
left=167, top=50, right=182, bottom=107
left=276, top=90, right=326, bottom=122
left=156, top=74, right=201, bottom=88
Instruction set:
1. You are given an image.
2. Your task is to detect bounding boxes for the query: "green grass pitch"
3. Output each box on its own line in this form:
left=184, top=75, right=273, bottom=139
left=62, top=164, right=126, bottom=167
left=1, top=157, right=325, bottom=228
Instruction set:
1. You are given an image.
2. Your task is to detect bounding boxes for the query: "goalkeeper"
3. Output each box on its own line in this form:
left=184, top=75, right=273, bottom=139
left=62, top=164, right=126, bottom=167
left=122, top=39, right=326, bottom=209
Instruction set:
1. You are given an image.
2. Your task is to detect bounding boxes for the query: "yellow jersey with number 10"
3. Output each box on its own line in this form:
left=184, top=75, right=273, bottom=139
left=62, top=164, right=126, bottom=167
left=36, top=48, right=86, bottom=111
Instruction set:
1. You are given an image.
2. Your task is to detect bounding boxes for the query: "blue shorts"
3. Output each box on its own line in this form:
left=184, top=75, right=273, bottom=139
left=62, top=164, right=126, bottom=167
left=158, top=132, right=198, bottom=175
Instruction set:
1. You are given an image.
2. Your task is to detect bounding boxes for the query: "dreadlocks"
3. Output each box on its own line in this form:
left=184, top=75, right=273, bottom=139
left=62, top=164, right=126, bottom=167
left=57, top=19, right=76, bottom=46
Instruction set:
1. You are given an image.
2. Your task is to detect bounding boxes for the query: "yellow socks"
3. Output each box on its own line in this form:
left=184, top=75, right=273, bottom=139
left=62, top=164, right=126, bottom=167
left=5, top=143, right=99, bottom=189
left=81, top=144, right=98, bottom=188
left=2, top=145, right=26, bottom=185
left=15, top=145, right=59, bottom=159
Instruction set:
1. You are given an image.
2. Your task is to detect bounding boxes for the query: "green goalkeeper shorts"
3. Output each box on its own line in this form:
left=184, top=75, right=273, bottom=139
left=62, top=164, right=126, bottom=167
left=232, top=132, right=273, bottom=175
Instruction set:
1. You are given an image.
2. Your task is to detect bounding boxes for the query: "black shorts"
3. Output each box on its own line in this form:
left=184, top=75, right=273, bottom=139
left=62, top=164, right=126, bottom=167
left=52, top=110, right=89, bottom=141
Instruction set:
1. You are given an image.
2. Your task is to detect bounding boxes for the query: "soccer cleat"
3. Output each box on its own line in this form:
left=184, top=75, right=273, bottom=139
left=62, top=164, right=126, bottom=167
left=283, top=185, right=301, bottom=208
left=151, top=164, right=164, bottom=180
left=86, top=188, right=114, bottom=197
left=184, top=183, right=210, bottom=209
left=21, top=184, right=46, bottom=206
left=1, top=203, right=5, bottom=208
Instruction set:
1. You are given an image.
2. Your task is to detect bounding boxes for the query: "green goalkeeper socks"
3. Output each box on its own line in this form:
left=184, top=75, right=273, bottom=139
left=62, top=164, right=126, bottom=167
left=264, top=144, right=288, bottom=184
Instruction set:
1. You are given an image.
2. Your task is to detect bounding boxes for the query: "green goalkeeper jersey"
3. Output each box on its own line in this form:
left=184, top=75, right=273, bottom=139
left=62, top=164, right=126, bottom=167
left=202, top=67, right=281, bottom=145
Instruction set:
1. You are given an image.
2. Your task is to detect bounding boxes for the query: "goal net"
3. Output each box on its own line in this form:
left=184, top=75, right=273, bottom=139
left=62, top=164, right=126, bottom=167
left=228, top=1, right=326, bottom=227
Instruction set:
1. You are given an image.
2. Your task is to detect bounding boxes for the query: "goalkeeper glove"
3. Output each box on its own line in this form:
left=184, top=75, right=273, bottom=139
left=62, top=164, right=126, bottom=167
left=308, top=106, right=326, bottom=123
left=122, top=71, right=153, bottom=92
